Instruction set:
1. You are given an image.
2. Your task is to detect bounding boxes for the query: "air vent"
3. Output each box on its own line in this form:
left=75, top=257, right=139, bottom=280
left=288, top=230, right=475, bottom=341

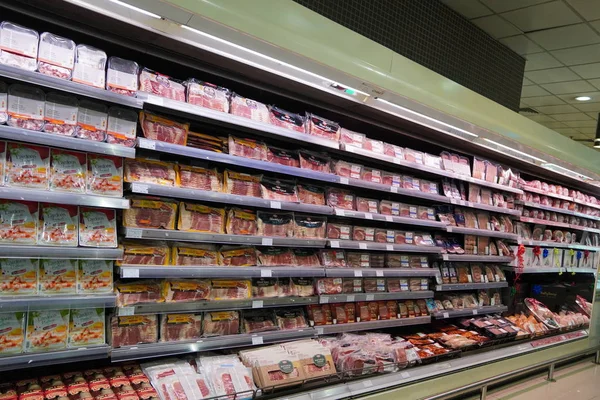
left=519, top=107, right=538, bottom=115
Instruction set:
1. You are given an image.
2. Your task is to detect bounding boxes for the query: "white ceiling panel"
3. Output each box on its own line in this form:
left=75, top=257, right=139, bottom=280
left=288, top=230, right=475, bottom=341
left=542, top=121, right=570, bottom=128
left=586, top=113, right=599, bottom=119
left=521, top=85, right=552, bottom=97
left=577, top=127, right=597, bottom=134
left=520, top=95, right=565, bottom=106
left=526, top=23, right=600, bottom=50
left=533, top=104, right=580, bottom=114
left=553, top=128, right=583, bottom=134
left=569, top=63, right=600, bottom=79
left=557, top=91, right=600, bottom=103
left=501, top=1, right=582, bottom=32
left=472, top=15, right=522, bottom=38
left=499, top=35, right=543, bottom=54
left=564, top=120, right=598, bottom=127
left=481, top=0, right=553, bottom=13
left=573, top=102, right=600, bottom=112
left=441, top=0, right=494, bottom=18
left=524, top=52, right=563, bottom=71
left=522, top=77, right=535, bottom=86
left=526, top=114, right=557, bottom=122
left=551, top=43, right=600, bottom=65
left=541, top=80, right=596, bottom=94
left=566, top=0, right=600, bottom=22
left=524, top=67, right=580, bottom=84
left=551, top=112, right=594, bottom=121
left=586, top=78, right=600, bottom=90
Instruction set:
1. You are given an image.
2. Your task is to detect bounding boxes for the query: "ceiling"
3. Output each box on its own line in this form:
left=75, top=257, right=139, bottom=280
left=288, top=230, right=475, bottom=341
left=441, top=0, right=600, bottom=148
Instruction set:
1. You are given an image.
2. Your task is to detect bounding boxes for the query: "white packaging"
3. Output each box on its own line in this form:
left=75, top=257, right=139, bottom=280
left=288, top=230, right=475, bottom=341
left=7, top=84, right=45, bottom=131
left=106, top=56, right=139, bottom=95
left=0, top=22, right=39, bottom=71
left=43, top=92, right=78, bottom=136
left=37, top=32, right=75, bottom=79
left=38, top=259, right=77, bottom=294
left=72, top=44, right=106, bottom=88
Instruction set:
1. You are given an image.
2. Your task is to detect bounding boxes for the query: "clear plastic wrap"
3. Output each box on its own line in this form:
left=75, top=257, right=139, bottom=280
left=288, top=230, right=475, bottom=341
left=243, top=309, right=278, bottom=333
left=230, top=93, right=269, bottom=123
left=25, top=310, right=69, bottom=353
left=0, top=81, right=7, bottom=124
left=37, top=32, right=75, bottom=79
left=257, top=211, right=294, bottom=237
left=292, top=248, right=321, bottom=266
left=5, top=142, right=49, bottom=189
left=76, top=99, right=107, bottom=141
left=298, top=183, right=326, bottom=205
left=340, top=128, right=365, bottom=147
left=0, top=311, right=25, bottom=355
left=306, top=113, right=340, bottom=141
left=326, top=223, right=352, bottom=240
left=123, top=197, right=178, bottom=230
left=106, top=56, right=139, bottom=96
left=0, top=258, right=38, bottom=295
left=177, top=165, right=221, bottom=192
left=185, top=79, right=230, bottom=112
left=124, top=158, right=176, bottom=186
left=79, top=206, right=117, bottom=247
left=87, top=154, right=123, bottom=197
left=68, top=308, right=105, bottom=347
left=294, top=214, right=326, bottom=238
left=139, top=111, right=189, bottom=146
left=228, top=135, right=268, bottom=160
left=38, top=203, right=78, bottom=246
left=266, top=145, right=300, bottom=167
left=110, top=315, right=158, bottom=348
left=332, top=159, right=362, bottom=179
left=159, top=314, right=202, bottom=342
left=107, top=107, right=138, bottom=147
left=0, top=22, right=39, bottom=71
left=224, top=170, right=262, bottom=197
left=362, top=138, right=384, bottom=154
left=319, top=249, right=347, bottom=267
left=171, top=243, right=219, bottom=266
left=78, top=259, right=113, bottom=293
left=225, top=208, right=257, bottom=235
left=210, top=280, right=251, bottom=301
left=326, top=187, right=355, bottom=210
left=219, top=246, right=257, bottom=266
left=72, top=44, right=107, bottom=88
left=162, top=279, right=211, bottom=302
left=178, top=202, right=225, bottom=233
left=361, top=167, right=383, bottom=184
left=257, top=247, right=296, bottom=266
left=260, top=176, right=299, bottom=202
left=139, top=68, right=185, bottom=101
left=268, top=106, right=305, bottom=133
left=299, top=150, right=331, bottom=173
left=7, top=84, right=45, bottom=131
left=38, top=259, right=77, bottom=294
left=49, top=148, right=86, bottom=193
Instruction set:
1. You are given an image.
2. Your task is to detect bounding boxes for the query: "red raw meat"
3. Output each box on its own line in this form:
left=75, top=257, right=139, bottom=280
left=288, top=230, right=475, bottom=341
left=260, top=177, right=299, bottom=202
left=203, top=311, right=239, bottom=337
left=266, top=145, right=300, bottom=167
left=353, top=226, right=375, bottom=241
left=356, top=197, right=379, bottom=213
left=380, top=200, right=400, bottom=216
left=292, top=249, right=321, bottom=266
left=327, top=187, right=355, bottom=210
left=228, top=136, right=268, bottom=161
left=110, top=315, right=157, bottom=348
left=39, top=62, right=71, bottom=80
left=275, top=308, right=307, bottom=330
left=139, top=69, right=185, bottom=101
left=163, top=280, right=211, bottom=302
left=299, top=150, right=331, bottom=173
left=252, top=278, right=279, bottom=298
left=224, top=171, right=262, bottom=197
left=178, top=166, right=221, bottom=192
left=257, top=247, right=296, bottom=266
left=306, top=113, right=340, bottom=141
left=159, top=314, right=202, bottom=342
left=332, top=159, right=362, bottom=179
left=361, top=167, right=383, bottom=184
left=268, top=106, right=305, bottom=133
left=186, top=80, right=230, bottom=112
left=257, top=211, right=294, bottom=237
left=140, top=112, right=189, bottom=146
left=179, top=203, right=225, bottom=233
left=243, top=311, right=277, bottom=333
left=374, top=229, right=388, bottom=243
left=362, top=138, right=384, bottom=154
left=297, top=184, right=326, bottom=205
left=327, top=223, right=352, bottom=240
left=230, top=94, right=269, bottom=123
left=226, top=208, right=257, bottom=235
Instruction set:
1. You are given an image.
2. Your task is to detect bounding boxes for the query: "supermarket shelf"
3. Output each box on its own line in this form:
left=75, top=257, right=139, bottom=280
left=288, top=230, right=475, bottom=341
left=343, top=177, right=450, bottom=203
left=129, top=183, right=334, bottom=215
left=439, top=254, right=513, bottom=263
left=0, top=125, right=136, bottom=158
left=0, top=345, right=110, bottom=372
left=0, top=245, right=122, bottom=259
left=139, top=94, right=340, bottom=149
left=518, top=239, right=600, bottom=251
left=319, top=291, right=434, bottom=304
left=519, top=217, right=571, bottom=229
left=502, top=266, right=597, bottom=274
left=432, top=305, right=508, bottom=319
left=520, top=186, right=572, bottom=201
left=128, top=296, right=319, bottom=314
left=446, top=226, right=518, bottom=240
left=0, top=294, right=116, bottom=311
left=572, top=225, right=600, bottom=234
left=575, top=198, right=600, bottom=211
left=449, top=198, right=522, bottom=216
left=0, top=64, right=144, bottom=109
left=315, top=316, right=431, bottom=335
left=119, top=265, right=325, bottom=278
left=110, top=328, right=316, bottom=362
left=335, top=208, right=447, bottom=229
left=519, top=201, right=572, bottom=215
left=325, top=268, right=439, bottom=278
left=328, top=240, right=441, bottom=253
left=573, top=211, right=600, bottom=222
left=123, top=228, right=327, bottom=248
left=434, top=282, right=508, bottom=291
left=0, top=187, right=129, bottom=209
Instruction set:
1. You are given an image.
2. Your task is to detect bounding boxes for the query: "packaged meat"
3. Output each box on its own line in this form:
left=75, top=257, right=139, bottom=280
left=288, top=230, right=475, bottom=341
left=256, top=211, right=294, bottom=237
left=38, top=203, right=78, bottom=246
left=72, top=44, right=107, bottom=88
left=210, top=280, right=251, bottom=300
left=342, top=277, right=363, bottom=292
left=382, top=171, right=401, bottom=187
left=326, top=223, right=351, bottom=240
left=319, top=249, right=347, bottom=267
left=485, top=162, right=498, bottom=183
left=0, top=82, right=6, bottom=124
left=243, top=310, right=278, bottom=333
left=203, top=311, right=239, bottom=337
left=7, top=84, right=44, bottom=131
left=125, top=157, right=178, bottom=185
left=177, top=165, right=221, bottom=192
left=43, top=92, right=78, bottom=136
left=257, top=247, right=296, bottom=266
left=5, top=142, right=49, bottom=188
left=0, top=200, right=38, bottom=245
left=380, top=200, right=400, bottom=216
left=298, top=184, right=326, bottom=205
left=260, top=177, right=299, bottom=202
left=36, top=32, right=75, bottom=79
left=225, top=208, right=257, bottom=235
left=252, top=277, right=279, bottom=298
left=347, top=252, right=371, bottom=268
left=79, top=206, right=118, bottom=247
left=224, top=170, right=262, bottom=197
left=115, top=281, right=163, bottom=306
left=356, top=197, right=379, bottom=214
left=374, top=229, right=393, bottom=243
left=0, top=311, right=25, bottom=355
left=87, top=154, right=123, bottom=197
left=106, top=106, right=137, bottom=147
left=172, top=243, right=219, bottom=266
left=424, top=154, right=442, bottom=169
left=294, top=214, right=326, bottom=238
left=316, top=278, right=342, bottom=294
left=384, top=143, right=403, bottom=158
left=266, top=145, right=299, bottom=167
left=331, top=159, right=362, bottom=179
left=110, top=315, right=158, bottom=348
left=25, top=310, right=69, bottom=352
left=68, top=308, right=105, bottom=348
left=0, top=258, right=38, bottom=295
left=327, top=187, right=355, bottom=210
left=178, top=202, right=225, bottom=233
left=404, top=149, right=423, bottom=164
left=290, top=277, right=315, bottom=297
left=159, top=314, right=202, bottom=342
left=292, top=248, right=321, bottom=266
left=230, top=93, right=269, bottom=123
left=275, top=308, right=308, bottom=330
left=123, top=197, right=177, bottom=229
left=78, top=260, right=113, bottom=293
left=361, top=138, right=384, bottom=154
left=228, top=135, right=267, bottom=161
left=306, top=113, right=340, bottom=142
left=220, top=246, right=257, bottom=267
left=185, top=79, right=230, bottom=112
left=352, top=226, right=375, bottom=241
left=106, top=57, right=139, bottom=96
left=139, top=111, right=189, bottom=146
left=0, top=22, right=38, bottom=71
left=162, top=279, right=211, bottom=302
left=364, top=278, right=386, bottom=293
left=340, top=129, right=365, bottom=147
left=268, top=105, right=305, bottom=133
left=299, top=150, right=331, bottom=173
left=139, top=68, right=185, bottom=101
left=49, top=148, right=86, bottom=193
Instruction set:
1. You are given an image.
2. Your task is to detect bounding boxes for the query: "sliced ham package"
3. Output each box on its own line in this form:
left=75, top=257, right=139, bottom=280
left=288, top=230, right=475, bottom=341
left=139, top=68, right=185, bottom=101
left=6, top=143, right=49, bottom=189
left=0, top=200, right=39, bottom=245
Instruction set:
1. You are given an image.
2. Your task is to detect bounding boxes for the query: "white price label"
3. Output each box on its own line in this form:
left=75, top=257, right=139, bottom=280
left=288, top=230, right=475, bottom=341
left=317, top=327, right=324, bottom=335
left=364, top=213, right=373, bottom=220
left=517, top=344, right=530, bottom=351
left=473, top=310, right=478, bottom=315
left=359, top=243, right=368, bottom=250
left=252, top=336, right=264, bottom=345
left=366, top=294, right=375, bottom=301
left=132, top=183, right=149, bottom=194
left=467, top=202, right=474, bottom=207
left=376, top=270, right=384, bottom=277
left=385, top=216, right=394, bottom=222
left=127, top=229, right=142, bottom=239
left=335, top=209, right=345, bottom=217
left=270, top=201, right=281, bottom=209
left=450, top=198, right=458, bottom=205
left=261, top=238, right=273, bottom=246
left=439, top=311, right=449, bottom=319
left=252, top=300, right=264, bottom=309
left=340, top=177, right=349, bottom=185
left=354, top=270, right=363, bottom=277
left=447, top=226, right=453, bottom=232
left=138, top=138, right=156, bottom=150
left=401, top=372, right=410, bottom=379
left=148, top=95, right=164, bottom=106
left=393, top=157, right=402, bottom=165
left=330, top=240, right=340, bottom=248
left=119, top=307, right=135, bottom=316
left=320, top=296, right=329, bottom=304
left=260, top=269, right=272, bottom=278
left=122, top=268, right=139, bottom=278
left=390, top=187, right=398, bottom=193
left=347, top=295, right=355, bottom=302
left=442, top=254, right=449, bottom=261
left=363, top=380, right=373, bottom=388
left=386, top=244, right=394, bottom=251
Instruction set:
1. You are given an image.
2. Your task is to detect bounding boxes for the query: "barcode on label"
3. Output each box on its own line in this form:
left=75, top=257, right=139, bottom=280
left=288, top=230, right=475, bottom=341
left=252, top=336, right=263, bottom=345
left=261, top=238, right=273, bottom=246
left=260, top=269, right=272, bottom=278
left=132, top=183, right=149, bottom=194
left=270, top=201, right=281, bottom=209
left=128, top=229, right=142, bottom=239
left=122, top=268, right=139, bottom=278
left=252, top=300, right=264, bottom=308
left=138, top=138, right=156, bottom=150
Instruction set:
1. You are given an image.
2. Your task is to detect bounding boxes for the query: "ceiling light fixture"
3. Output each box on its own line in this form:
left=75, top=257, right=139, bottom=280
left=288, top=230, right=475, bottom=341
left=481, top=138, right=547, bottom=163
left=575, top=96, right=591, bottom=101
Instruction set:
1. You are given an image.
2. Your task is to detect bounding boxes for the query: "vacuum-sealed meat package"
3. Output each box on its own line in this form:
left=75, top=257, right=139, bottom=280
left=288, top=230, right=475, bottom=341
left=275, top=308, right=308, bottom=330
left=224, top=170, right=262, bottom=197
left=230, top=93, right=269, bottom=123
left=68, top=308, right=105, bottom=348
left=203, top=311, right=239, bottom=337
left=225, top=208, right=257, bottom=235
left=162, top=279, right=211, bottom=302
left=316, top=278, right=342, bottom=294
left=115, top=281, right=163, bottom=306
left=159, top=314, right=202, bottom=342
left=299, top=150, right=331, bottom=173
left=294, top=214, right=326, bottom=238
left=171, top=243, right=219, bottom=266
left=110, top=315, right=158, bottom=348
left=7, top=84, right=45, bottom=131
left=266, top=145, right=300, bottom=167
left=219, top=246, right=257, bottom=266
left=327, top=187, right=355, bottom=210
left=38, top=32, right=75, bottom=79
left=252, top=278, right=279, bottom=298
left=78, top=260, right=113, bottom=294
left=123, top=197, right=178, bottom=230
left=6, top=142, right=49, bottom=189
left=210, top=280, right=251, bottom=300
left=107, top=107, right=137, bottom=147
left=76, top=99, right=107, bottom=141
left=72, top=44, right=107, bottom=88
left=43, top=92, right=78, bottom=136
left=49, top=148, right=86, bottom=193
left=257, top=247, right=296, bottom=266
left=178, top=202, right=225, bottom=233
left=177, top=165, right=221, bottom=192
left=256, top=211, right=294, bottom=237
left=0, top=311, right=25, bottom=355
left=25, top=310, right=69, bottom=352
left=228, top=135, right=267, bottom=160
left=139, top=111, right=189, bottom=146
left=292, top=248, right=321, bottom=266
left=319, top=249, right=347, bottom=267
left=139, top=68, right=185, bottom=101
left=38, top=259, right=77, bottom=294
left=0, top=22, right=39, bottom=71
left=38, top=203, right=78, bottom=246
left=356, top=197, right=379, bottom=214
left=332, top=159, right=362, bottom=179
left=363, top=138, right=384, bottom=154
left=87, top=154, right=123, bottom=197
left=298, top=184, right=326, bottom=205
left=106, top=57, right=139, bottom=96
left=268, top=106, right=305, bottom=133
left=243, top=310, right=278, bottom=333
left=340, top=128, right=365, bottom=147
left=185, top=79, right=230, bottom=112
left=327, top=223, right=352, bottom=240
left=79, top=206, right=117, bottom=247
left=260, top=177, right=299, bottom=202
left=0, top=200, right=38, bottom=245
left=306, top=113, right=340, bottom=142
left=290, top=277, right=315, bottom=296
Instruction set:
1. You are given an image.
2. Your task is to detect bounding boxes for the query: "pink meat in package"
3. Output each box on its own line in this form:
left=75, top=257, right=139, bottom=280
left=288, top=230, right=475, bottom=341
left=299, top=150, right=331, bottom=173
left=268, top=106, right=305, bottom=133
left=228, top=136, right=268, bottom=161
left=230, top=93, right=270, bottom=123
left=326, top=187, right=355, bottom=210
left=306, top=113, right=340, bottom=142
left=186, top=79, right=230, bottom=112
left=79, top=207, right=117, bottom=247
left=6, top=143, right=49, bottom=189
left=139, top=68, right=185, bottom=101
left=340, top=128, right=365, bottom=147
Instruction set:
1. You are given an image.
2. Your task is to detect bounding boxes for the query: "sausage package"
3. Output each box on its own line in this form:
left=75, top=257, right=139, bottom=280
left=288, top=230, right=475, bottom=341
left=49, top=149, right=86, bottom=193
left=38, top=203, right=78, bottom=246
left=87, top=154, right=123, bottom=197
left=6, top=143, right=50, bottom=189
left=0, top=200, right=38, bottom=245
left=79, top=207, right=117, bottom=247
left=78, top=260, right=113, bottom=294
left=68, top=308, right=105, bottom=347
left=38, top=259, right=77, bottom=294
left=0, top=258, right=38, bottom=295
left=25, top=310, right=70, bottom=353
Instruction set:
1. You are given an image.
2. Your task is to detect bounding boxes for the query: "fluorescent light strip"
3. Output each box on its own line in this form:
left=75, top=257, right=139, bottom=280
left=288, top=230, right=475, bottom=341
left=108, top=0, right=161, bottom=18
left=482, top=138, right=547, bottom=163
left=180, top=25, right=369, bottom=97
left=541, top=163, right=593, bottom=181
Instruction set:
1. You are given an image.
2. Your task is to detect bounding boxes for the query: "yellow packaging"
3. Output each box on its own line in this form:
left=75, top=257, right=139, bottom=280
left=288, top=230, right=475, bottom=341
left=78, top=260, right=113, bottom=294
left=120, top=240, right=170, bottom=266
left=177, top=202, right=225, bottom=233
left=210, top=279, right=252, bottom=300
left=25, top=310, right=69, bottom=352
left=171, top=243, right=219, bottom=266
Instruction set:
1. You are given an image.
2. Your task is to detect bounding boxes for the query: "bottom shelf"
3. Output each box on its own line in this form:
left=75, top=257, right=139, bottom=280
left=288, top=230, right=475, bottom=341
left=432, top=306, right=508, bottom=319
left=0, top=345, right=110, bottom=372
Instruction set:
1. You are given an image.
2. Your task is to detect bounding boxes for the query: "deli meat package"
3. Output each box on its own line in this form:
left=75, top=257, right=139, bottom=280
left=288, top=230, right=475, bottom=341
left=78, top=260, right=113, bottom=294
left=43, top=92, right=78, bottom=137
left=79, top=206, right=117, bottom=247
left=340, top=128, right=365, bottom=147
left=327, top=187, right=355, bottom=210
left=352, top=226, right=375, bottom=241
left=299, top=150, right=331, bottom=173
left=107, top=106, right=138, bottom=147
left=7, top=84, right=45, bottom=131
left=177, top=165, right=221, bottom=192
left=268, top=106, right=305, bottom=133
left=298, top=184, right=326, bottom=205
left=256, top=211, right=294, bottom=237
left=226, top=208, right=257, bottom=235
left=106, top=56, right=139, bottom=96
left=6, top=142, right=49, bottom=188
left=49, top=149, right=86, bottom=193
left=185, top=79, right=230, bottom=112
left=260, top=176, right=299, bottom=202
left=266, top=145, right=300, bottom=167
left=139, top=68, right=185, bottom=101
left=243, top=310, right=278, bottom=333
left=0, top=22, right=39, bottom=71
left=172, top=243, right=219, bottom=266
left=327, top=223, right=352, bottom=240
left=252, top=278, right=279, bottom=298
left=159, top=313, right=202, bottom=342
left=72, top=44, right=107, bottom=88
left=110, top=315, right=158, bottom=348
left=257, top=247, right=296, bottom=266
left=123, top=197, right=178, bottom=230
left=202, top=311, right=239, bottom=337
left=319, top=249, right=347, bottom=267
left=220, top=246, right=257, bottom=266
left=230, top=93, right=270, bottom=123
left=306, top=113, right=340, bottom=142
left=38, top=203, right=78, bottom=246
left=0, top=258, right=38, bottom=295
left=178, top=202, right=225, bottom=233
left=294, top=214, right=326, bottom=238
left=68, top=308, right=105, bottom=348
left=38, top=32, right=75, bottom=79
left=224, top=170, right=262, bottom=197
left=162, top=279, right=211, bottom=302
left=124, top=158, right=177, bottom=186
left=228, top=135, right=267, bottom=161
left=115, top=281, right=163, bottom=307
left=0, top=311, right=25, bottom=355
left=210, top=279, right=251, bottom=300
left=139, top=111, right=189, bottom=146
left=198, top=355, right=255, bottom=398
left=25, top=310, right=70, bottom=352
left=332, top=159, right=362, bottom=179
left=0, top=200, right=39, bottom=245
left=276, top=308, right=308, bottom=330
left=362, top=138, right=384, bottom=154
left=87, top=154, right=123, bottom=197
left=293, top=248, right=321, bottom=266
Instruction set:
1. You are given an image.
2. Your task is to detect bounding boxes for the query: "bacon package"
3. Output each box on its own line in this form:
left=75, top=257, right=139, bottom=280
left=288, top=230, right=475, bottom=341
left=266, top=145, right=300, bottom=167
left=275, top=308, right=308, bottom=330
left=327, top=187, right=355, bottom=210
left=139, top=111, right=189, bottom=146
left=38, top=203, right=78, bottom=246
left=260, top=177, right=299, bottom=202
left=5, top=143, right=50, bottom=189
left=25, top=310, right=70, bottom=352
left=220, top=246, right=257, bottom=267
left=68, top=308, right=105, bottom=347
left=252, top=278, right=279, bottom=298
left=79, top=207, right=117, bottom=247
left=43, top=92, right=78, bottom=137
left=298, top=184, right=326, bottom=205
left=162, top=279, right=211, bottom=302
left=257, top=247, right=296, bottom=266
left=0, top=258, right=38, bottom=295
left=87, top=154, right=123, bottom=197
left=7, top=84, right=45, bottom=131
left=76, top=100, right=108, bottom=141
left=0, top=311, right=25, bottom=355
left=159, top=314, right=203, bottom=342
left=210, top=280, right=251, bottom=300
left=230, top=93, right=270, bottom=123
left=290, top=277, right=315, bottom=297
left=224, top=170, right=262, bottom=197
left=299, top=150, right=331, bottom=173
left=38, top=259, right=77, bottom=294
left=124, top=158, right=176, bottom=186
left=49, top=149, right=86, bottom=193
left=78, top=260, right=113, bottom=294
left=110, top=315, right=158, bottom=348
left=340, top=128, right=365, bottom=147
left=139, top=68, right=185, bottom=101
left=172, top=243, right=219, bottom=266
left=123, top=197, right=178, bottom=230
left=203, top=311, right=239, bottom=337
left=228, top=136, right=268, bottom=161
left=178, top=202, right=225, bottom=233
left=226, top=208, right=257, bottom=235
left=316, top=278, right=343, bottom=294
left=268, top=106, right=305, bottom=133
left=306, top=113, right=341, bottom=142
left=177, top=165, right=221, bottom=192
left=185, top=80, right=230, bottom=112
left=243, top=309, right=278, bottom=333
left=292, top=248, right=321, bottom=266
left=121, top=240, right=169, bottom=266
left=294, top=214, right=326, bottom=238
left=106, top=107, right=138, bottom=147
left=115, top=281, right=163, bottom=307
left=257, top=211, right=294, bottom=237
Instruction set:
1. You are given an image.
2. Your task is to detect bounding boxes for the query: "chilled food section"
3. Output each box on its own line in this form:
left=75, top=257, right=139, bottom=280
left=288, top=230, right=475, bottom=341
left=0, top=16, right=597, bottom=400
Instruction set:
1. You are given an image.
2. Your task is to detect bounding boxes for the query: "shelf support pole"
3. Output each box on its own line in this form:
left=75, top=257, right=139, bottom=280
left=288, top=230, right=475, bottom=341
left=547, top=363, right=556, bottom=382
left=480, top=385, right=487, bottom=400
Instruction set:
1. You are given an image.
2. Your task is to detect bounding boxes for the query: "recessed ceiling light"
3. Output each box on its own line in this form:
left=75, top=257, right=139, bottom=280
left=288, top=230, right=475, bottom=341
left=575, top=96, right=591, bottom=101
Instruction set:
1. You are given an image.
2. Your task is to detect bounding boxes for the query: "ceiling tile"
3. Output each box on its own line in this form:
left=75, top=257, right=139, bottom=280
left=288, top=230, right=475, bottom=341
left=524, top=67, right=580, bottom=83
left=533, top=104, right=579, bottom=114
left=519, top=95, right=565, bottom=106
left=527, top=23, right=600, bottom=51
left=566, top=0, right=600, bottom=22
left=522, top=77, right=535, bottom=86
left=570, top=63, right=600, bottom=79
left=501, top=1, right=582, bottom=32
left=524, top=52, right=563, bottom=71
left=542, top=121, right=569, bottom=128
left=541, top=80, right=596, bottom=94
left=526, top=114, right=557, bottom=122
left=551, top=44, right=600, bottom=65
left=481, top=0, right=553, bottom=13
left=586, top=113, right=599, bottom=119
left=557, top=91, right=600, bottom=103
left=587, top=78, right=600, bottom=90
left=499, top=35, right=543, bottom=54
left=551, top=112, right=593, bottom=121
left=553, top=128, right=582, bottom=135
left=564, top=120, right=598, bottom=127
left=472, top=15, right=522, bottom=38
left=441, top=0, right=494, bottom=18
left=578, top=127, right=597, bottom=134
left=521, top=85, right=551, bottom=97
left=573, top=102, right=600, bottom=112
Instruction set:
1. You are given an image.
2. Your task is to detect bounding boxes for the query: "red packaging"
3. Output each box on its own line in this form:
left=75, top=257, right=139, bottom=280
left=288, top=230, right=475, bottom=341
left=63, top=372, right=89, bottom=395
left=0, top=383, right=16, bottom=400
left=331, top=303, right=348, bottom=324
left=345, top=303, right=357, bottom=323
left=16, top=379, right=43, bottom=400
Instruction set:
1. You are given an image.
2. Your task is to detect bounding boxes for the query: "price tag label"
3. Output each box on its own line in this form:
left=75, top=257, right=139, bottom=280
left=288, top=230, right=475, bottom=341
left=450, top=198, right=458, bottom=205
left=385, top=216, right=393, bottom=222
left=138, top=138, right=156, bottom=150
left=447, top=226, right=453, bottom=233
left=401, top=372, right=410, bottom=379
left=472, top=309, right=478, bottom=315
left=359, top=243, right=368, bottom=250
left=442, top=254, right=449, bottom=261
left=335, top=209, right=345, bottom=216
left=119, top=307, right=135, bottom=316
left=320, top=296, right=329, bottom=304
left=347, top=295, right=355, bottom=302
left=517, top=344, right=530, bottom=351
left=443, top=312, right=449, bottom=319
left=386, top=244, right=394, bottom=251
left=317, top=327, right=324, bottom=335
left=363, top=380, right=373, bottom=388
left=376, top=270, right=384, bottom=277
left=127, top=229, right=143, bottom=239
left=390, top=187, right=398, bottom=193
left=364, top=213, right=373, bottom=220
left=122, top=268, right=139, bottom=278
left=366, top=294, right=375, bottom=301
left=354, top=270, right=363, bottom=277
left=330, top=240, right=340, bottom=248
left=261, top=238, right=273, bottom=246
left=467, top=201, right=474, bottom=207
left=252, top=300, right=264, bottom=308
left=260, top=269, right=272, bottom=278
left=393, top=157, right=402, bottom=165
left=252, top=336, right=264, bottom=345
left=340, top=177, right=349, bottom=185
left=270, top=201, right=281, bottom=209
left=132, top=183, right=149, bottom=194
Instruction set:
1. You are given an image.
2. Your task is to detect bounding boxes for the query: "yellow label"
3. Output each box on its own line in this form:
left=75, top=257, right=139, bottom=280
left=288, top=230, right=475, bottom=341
left=233, top=137, right=258, bottom=148
left=132, top=199, right=166, bottom=209
left=166, top=314, right=195, bottom=324
left=184, top=203, right=224, bottom=215
left=118, top=284, right=154, bottom=294
left=226, top=170, right=260, bottom=183
left=176, top=247, right=216, bottom=257
left=126, top=246, right=167, bottom=255
left=118, top=316, right=147, bottom=326
left=211, top=279, right=251, bottom=288
left=221, top=248, right=253, bottom=257
left=209, top=311, right=237, bottom=321
left=233, top=209, right=256, bottom=221
left=168, top=281, right=207, bottom=291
